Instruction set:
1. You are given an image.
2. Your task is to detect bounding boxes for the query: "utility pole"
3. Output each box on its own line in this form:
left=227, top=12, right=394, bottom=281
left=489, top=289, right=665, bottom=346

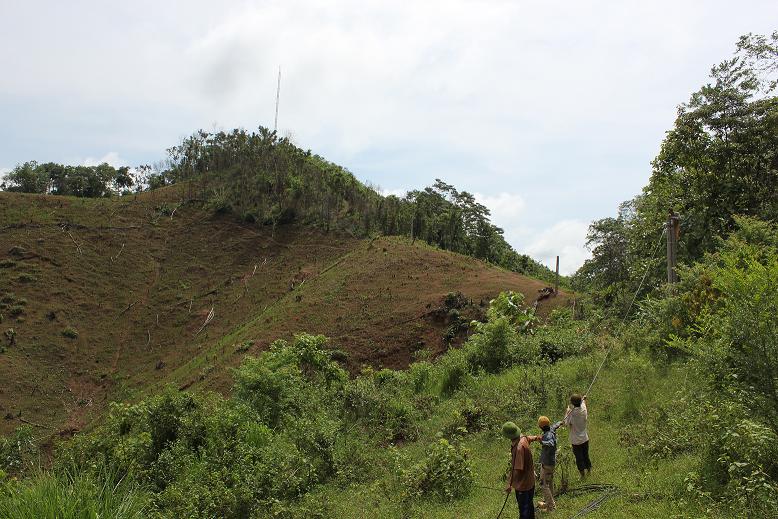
left=666, top=210, right=680, bottom=283
left=555, top=255, right=560, bottom=294
left=274, top=66, right=281, bottom=133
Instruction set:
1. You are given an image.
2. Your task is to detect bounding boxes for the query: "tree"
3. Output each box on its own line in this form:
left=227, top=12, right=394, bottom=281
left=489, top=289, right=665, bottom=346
left=575, top=32, right=778, bottom=302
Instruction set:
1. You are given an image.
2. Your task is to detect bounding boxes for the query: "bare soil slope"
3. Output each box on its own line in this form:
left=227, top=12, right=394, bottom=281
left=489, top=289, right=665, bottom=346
left=0, top=189, right=569, bottom=435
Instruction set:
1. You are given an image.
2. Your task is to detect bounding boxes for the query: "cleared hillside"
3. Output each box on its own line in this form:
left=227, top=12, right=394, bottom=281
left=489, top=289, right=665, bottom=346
left=0, top=188, right=569, bottom=436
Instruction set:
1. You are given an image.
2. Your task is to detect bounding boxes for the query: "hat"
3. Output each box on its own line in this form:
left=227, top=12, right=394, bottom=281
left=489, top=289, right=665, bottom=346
left=502, top=421, right=520, bottom=440
left=538, top=416, right=550, bottom=428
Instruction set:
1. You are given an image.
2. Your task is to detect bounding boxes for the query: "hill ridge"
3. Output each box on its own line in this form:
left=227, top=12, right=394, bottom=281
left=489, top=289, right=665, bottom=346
left=0, top=189, right=569, bottom=437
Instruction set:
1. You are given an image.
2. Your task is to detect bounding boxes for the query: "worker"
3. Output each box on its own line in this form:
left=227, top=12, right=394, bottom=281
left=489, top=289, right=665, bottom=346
left=564, top=394, right=591, bottom=479
left=502, top=421, right=537, bottom=519
left=528, top=415, right=563, bottom=512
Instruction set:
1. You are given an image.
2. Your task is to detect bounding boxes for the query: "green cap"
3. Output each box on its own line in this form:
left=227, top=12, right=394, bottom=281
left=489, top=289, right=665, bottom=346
left=501, top=421, right=520, bottom=440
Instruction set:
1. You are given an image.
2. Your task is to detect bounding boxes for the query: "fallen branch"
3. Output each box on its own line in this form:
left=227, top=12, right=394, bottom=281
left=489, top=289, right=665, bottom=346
left=111, top=243, right=125, bottom=262
left=19, top=417, right=56, bottom=430
left=196, top=307, right=214, bottom=336
left=118, top=301, right=139, bottom=316
left=67, top=231, right=83, bottom=254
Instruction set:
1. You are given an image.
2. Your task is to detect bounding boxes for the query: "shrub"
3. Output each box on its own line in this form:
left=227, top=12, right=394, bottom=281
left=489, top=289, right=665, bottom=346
left=206, top=187, right=232, bottom=214
left=486, top=291, right=537, bottom=333
left=401, top=439, right=473, bottom=500
left=533, top=320, right=589, bottom=364
left=62, top=327, right=78, bottom=339
left=466, top=317, right=518, bottom=373
left=436, top=348, right=471, bottom=396
left=440, top=399, right=489, bottom=439
left=408, top=361, right=433, bottom=394
left=232, top=334, right=346, bottom=428
left=0, top=426, right=37, bottom=476
left=342, top=375, right=420, bottom=443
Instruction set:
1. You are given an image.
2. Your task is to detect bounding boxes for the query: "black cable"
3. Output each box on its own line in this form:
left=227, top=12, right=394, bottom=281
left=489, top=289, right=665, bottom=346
left=496, top=492, right=510, bottom=519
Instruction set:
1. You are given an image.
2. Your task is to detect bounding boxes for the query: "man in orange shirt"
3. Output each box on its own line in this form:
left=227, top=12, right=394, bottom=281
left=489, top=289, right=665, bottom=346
left=502, top=421, right=537, bottom=519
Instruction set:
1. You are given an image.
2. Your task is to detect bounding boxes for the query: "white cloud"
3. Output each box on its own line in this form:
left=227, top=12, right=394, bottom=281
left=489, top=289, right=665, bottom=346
left=82, top=152, right=127, bottom=168
left=380, top=188, right=408, bottom=198
left=1, top=0, right=776, bottom=273
left=475, top=192, right=526, bottom=222
left=524, top=220, right=591, bottom=275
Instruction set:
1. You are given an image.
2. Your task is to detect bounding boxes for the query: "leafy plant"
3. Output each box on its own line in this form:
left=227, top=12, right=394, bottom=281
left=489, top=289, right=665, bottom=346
left=400, top=439, right=473, bottom=500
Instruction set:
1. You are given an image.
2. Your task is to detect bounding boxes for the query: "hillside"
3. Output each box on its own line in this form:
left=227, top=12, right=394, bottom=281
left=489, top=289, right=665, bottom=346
left=0, top=187, right=569, bottom=436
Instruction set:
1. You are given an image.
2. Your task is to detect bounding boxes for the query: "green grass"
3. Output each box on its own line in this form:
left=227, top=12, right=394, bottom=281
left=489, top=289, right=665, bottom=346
left=0, top=469, right=150, bottom=519
left=313, top=351, right=711, bottom=518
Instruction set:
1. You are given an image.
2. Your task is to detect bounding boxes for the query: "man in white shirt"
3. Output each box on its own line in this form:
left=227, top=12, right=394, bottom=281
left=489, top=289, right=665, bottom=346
left=564, top=393, right=591, bottom=480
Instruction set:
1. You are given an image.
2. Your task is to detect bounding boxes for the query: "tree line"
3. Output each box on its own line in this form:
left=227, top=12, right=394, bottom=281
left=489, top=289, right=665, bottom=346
left=161, top=127, right=556, bottom=281
left=1, top=161, right=140, bottom=197
left=573, top=31, right=778, bottom=308
left=0, top=128, right=556, bottom=282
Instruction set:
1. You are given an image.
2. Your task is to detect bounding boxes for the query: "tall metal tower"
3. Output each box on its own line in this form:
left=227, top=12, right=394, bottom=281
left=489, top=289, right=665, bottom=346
left=274, top=66, right=281, bottom=133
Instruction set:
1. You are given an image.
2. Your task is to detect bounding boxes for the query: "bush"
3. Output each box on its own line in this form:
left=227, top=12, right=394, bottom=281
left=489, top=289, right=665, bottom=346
left=232, top=334, right=346, bottom=427
left=436, top=348, right=471, bottom=397
left=439, top=399, right=490, bottom=439
left=408, top=361, right=433, bottom=394
left=342, top=375, right=420, bottom=443
left=0, top=426, right=37, bottom=476
left=466, top=317, right=518, bottom=373
left=533, top=320, right=590, bottom=364
left=486, top=291, right=537, bottom=333
left=401, top=439, right=473, bottom=500
left=62, top=327, right=78, bottom=339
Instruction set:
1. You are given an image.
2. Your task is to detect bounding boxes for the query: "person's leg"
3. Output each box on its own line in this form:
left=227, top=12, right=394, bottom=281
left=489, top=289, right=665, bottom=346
left=517, top=488, right=536, bottom=519
left=582, top=441, right=592, bottom=473
left=572, top=444, right=586, bottom=480
left=541, top=465, right=555, bottom=511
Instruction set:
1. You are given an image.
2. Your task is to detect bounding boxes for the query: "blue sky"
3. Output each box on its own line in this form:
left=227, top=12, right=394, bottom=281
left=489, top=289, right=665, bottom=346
left=1, top=1, right=776, bottom=273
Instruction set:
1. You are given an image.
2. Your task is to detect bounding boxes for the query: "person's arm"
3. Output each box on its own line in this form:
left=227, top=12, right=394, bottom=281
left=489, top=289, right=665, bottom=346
left=527, top=434, right=542, bottom=443
left=563, top=406, right=572, bottom=426
left=581, top=399, right=588, bottom=419
left=505, top=445, right=517, bottom=493
left=550, top=421, right=563, bottom=433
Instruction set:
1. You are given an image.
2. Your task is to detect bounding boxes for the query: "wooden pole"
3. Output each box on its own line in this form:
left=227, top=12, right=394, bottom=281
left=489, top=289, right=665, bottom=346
left=667, top=210, right=679, bottom=283
left=555, top=255, right=560, bottom=294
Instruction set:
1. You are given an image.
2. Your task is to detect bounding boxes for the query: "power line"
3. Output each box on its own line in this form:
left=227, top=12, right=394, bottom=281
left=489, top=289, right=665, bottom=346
left=585, top=227, right=667, bottom=396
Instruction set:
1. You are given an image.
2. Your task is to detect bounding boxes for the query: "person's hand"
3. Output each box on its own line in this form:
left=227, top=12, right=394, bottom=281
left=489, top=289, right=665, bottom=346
left=505, top=485, right=512, bottom=494
left=583, top=395, right=588, bottom=401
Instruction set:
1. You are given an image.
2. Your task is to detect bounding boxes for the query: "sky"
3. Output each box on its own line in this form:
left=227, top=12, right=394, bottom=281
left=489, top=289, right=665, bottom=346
left=1, top=1, right=776, bottom=274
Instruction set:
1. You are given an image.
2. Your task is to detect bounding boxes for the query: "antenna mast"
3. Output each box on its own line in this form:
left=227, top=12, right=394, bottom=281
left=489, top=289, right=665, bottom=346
left=274, top=66, right=281, bottom=133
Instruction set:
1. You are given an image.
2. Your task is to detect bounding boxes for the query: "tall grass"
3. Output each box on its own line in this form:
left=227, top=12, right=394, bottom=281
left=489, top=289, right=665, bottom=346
left=0, top=467, right=150, bottom=519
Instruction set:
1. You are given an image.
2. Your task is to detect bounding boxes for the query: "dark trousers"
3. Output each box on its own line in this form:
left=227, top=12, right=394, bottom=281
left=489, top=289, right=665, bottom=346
left=572, top=441, right=592, bottom=472
left=515, top=487, right=535, bottom=519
